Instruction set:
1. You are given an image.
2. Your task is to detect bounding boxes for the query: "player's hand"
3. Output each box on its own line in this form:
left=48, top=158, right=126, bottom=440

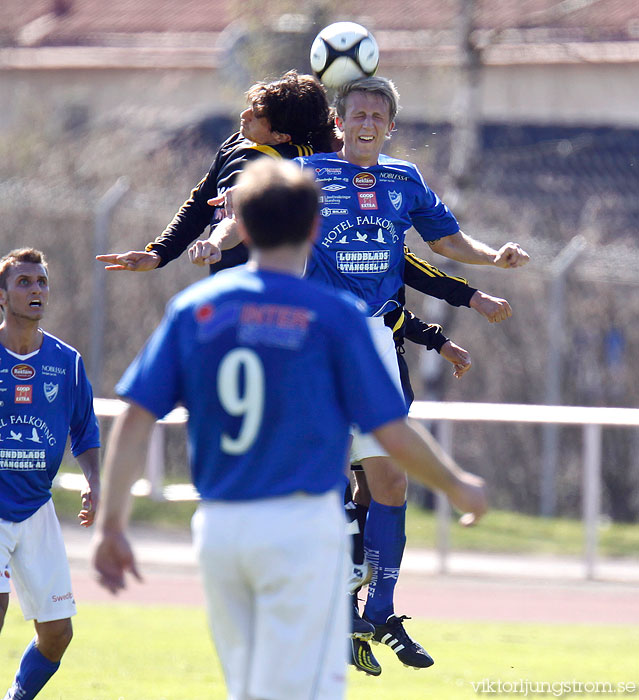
left=448, top=472, right=487, bottom=526
left=493, top=242, right=529, bottom=268
left=96, top=250, right=161, bottom=271
left=188, top=239, right=222, bottom=266
left=208, top=187, right=235, bottom=219
left=469, top=290, right=512, bottom=323
left=439, top=340, right=471, bottom=379
left=78, top=482, right=100, bottom=528
left=92, top=530, right=143, bottom=594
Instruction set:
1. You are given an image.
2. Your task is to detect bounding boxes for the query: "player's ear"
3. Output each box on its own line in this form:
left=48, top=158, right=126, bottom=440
left=236, top=219, right=251, bottom=246
left=386, top=121, right=395, bottom=139
left=272, top=131, right=291, bottom=144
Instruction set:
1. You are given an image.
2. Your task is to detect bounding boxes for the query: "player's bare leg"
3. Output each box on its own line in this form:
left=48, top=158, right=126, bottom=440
left=34, top=618, right=73, bottom=662
left=2, top=618, right=73, bottom=700
left=0, top=592, right=8, bottom=633
left=361, top=456, right=406, bottom=506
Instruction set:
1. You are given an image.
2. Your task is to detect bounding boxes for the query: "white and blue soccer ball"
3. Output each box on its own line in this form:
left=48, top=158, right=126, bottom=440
left=310, top=22, right=379, bottom=88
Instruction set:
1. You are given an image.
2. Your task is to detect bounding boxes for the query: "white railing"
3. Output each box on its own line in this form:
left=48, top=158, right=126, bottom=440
left=76, top=398, right=639, bottom=580
left=409, top=401, right=639, bottom=580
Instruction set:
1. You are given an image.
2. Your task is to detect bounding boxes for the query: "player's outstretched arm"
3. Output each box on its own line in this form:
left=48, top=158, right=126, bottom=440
left=75, top=447, right=101, bottom=528
left=92, top=401, right=156, bottom=593
left=403, top=246, right=477, bottom=307
left=469, top=290, right=512, bottom=323
left=374, top=418, right=487, bottom=525
left=95, top=250, right=161, bottom=272
left=429, top=231, right=529, bottom=268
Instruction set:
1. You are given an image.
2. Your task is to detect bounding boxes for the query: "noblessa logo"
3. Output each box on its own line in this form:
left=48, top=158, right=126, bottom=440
left=11, top=364, right=35, bottom=381
left=353, top=172, right=376, bottom=189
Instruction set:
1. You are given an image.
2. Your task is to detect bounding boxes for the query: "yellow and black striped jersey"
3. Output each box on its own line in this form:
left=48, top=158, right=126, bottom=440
left=146, top=132, right=314, bottom=269
left=383, top=245, right=477, bottom=351
left=403, top=245, right=476, bottom=308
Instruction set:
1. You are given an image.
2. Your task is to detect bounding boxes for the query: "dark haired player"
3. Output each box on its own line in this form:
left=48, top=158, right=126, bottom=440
left=96, top=70, right=337, bottom=274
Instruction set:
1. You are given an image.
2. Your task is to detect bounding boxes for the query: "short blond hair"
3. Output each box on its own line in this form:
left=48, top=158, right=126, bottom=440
left=334, top=76, right=400, bottom=123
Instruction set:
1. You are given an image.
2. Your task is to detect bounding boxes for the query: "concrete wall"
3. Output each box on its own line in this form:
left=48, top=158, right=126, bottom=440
left=1, top=59, right=639, bottom=132
left=392, top=62, right=639, bottom=127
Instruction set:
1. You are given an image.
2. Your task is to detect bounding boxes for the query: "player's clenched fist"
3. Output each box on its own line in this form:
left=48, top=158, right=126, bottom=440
left=188, top=240, right=222, bottom=266
left=494, top=242, right=529, bottom=268
left=469, top=290, right=513, bottom=323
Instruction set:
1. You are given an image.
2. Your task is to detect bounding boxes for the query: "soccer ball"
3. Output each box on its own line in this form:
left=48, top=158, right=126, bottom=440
left=310, top=22, right=379, bottom=89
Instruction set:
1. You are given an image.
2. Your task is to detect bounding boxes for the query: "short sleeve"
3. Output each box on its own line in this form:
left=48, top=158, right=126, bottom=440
left=69, top=354, right=100, bottom=456
left=409, top=169, right=460, bottom=242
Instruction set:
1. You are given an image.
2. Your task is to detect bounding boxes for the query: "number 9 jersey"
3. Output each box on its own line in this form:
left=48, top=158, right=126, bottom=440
left=116, top=266, right=408, bottom=501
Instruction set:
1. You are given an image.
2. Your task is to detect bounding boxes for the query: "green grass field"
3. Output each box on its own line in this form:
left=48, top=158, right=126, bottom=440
left=1, top=604, right=637, bottom=699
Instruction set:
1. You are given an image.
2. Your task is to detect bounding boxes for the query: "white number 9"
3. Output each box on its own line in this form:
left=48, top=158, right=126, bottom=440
left=217, top=348, right=265, bottom=455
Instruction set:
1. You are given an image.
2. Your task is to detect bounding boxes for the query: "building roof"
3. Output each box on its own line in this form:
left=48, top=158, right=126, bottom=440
left=2, top=0, right=638, bottom=48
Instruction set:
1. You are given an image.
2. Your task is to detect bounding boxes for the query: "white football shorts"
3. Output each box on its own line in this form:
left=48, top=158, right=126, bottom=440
left=192, top=490, right=348, bottom=700
left=350, top=315, right=404, bottom=463
left=0, top=498, right=76, bottom=622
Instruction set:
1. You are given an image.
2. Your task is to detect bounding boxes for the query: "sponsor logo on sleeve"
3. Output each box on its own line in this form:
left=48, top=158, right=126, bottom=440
left=358, top=192, right=378, bottom=210
left=43, top=382, right=59, bottom=403
left=11, top=364, right=35, bottom=380
left=194, top=303, right=215, bottom=323
left=14, top=385, right=32, bottom=404
left=353, top=172, right=376, bottom=189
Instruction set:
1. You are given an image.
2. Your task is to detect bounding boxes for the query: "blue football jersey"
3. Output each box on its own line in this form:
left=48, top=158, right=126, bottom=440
left=297, top=153, right=460, bottom=316
left=117, top=267, right=408, bottom=501
left=0, top=332, right=100, bottom=522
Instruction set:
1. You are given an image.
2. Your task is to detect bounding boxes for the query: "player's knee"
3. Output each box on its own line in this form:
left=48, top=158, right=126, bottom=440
left=363, top=459, right=407, bottom=505
left=35, top=618, right=73, bottom=661
left=54, top=619, right=74, bottom=651
left=377, top=473, right=408, bottom=506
